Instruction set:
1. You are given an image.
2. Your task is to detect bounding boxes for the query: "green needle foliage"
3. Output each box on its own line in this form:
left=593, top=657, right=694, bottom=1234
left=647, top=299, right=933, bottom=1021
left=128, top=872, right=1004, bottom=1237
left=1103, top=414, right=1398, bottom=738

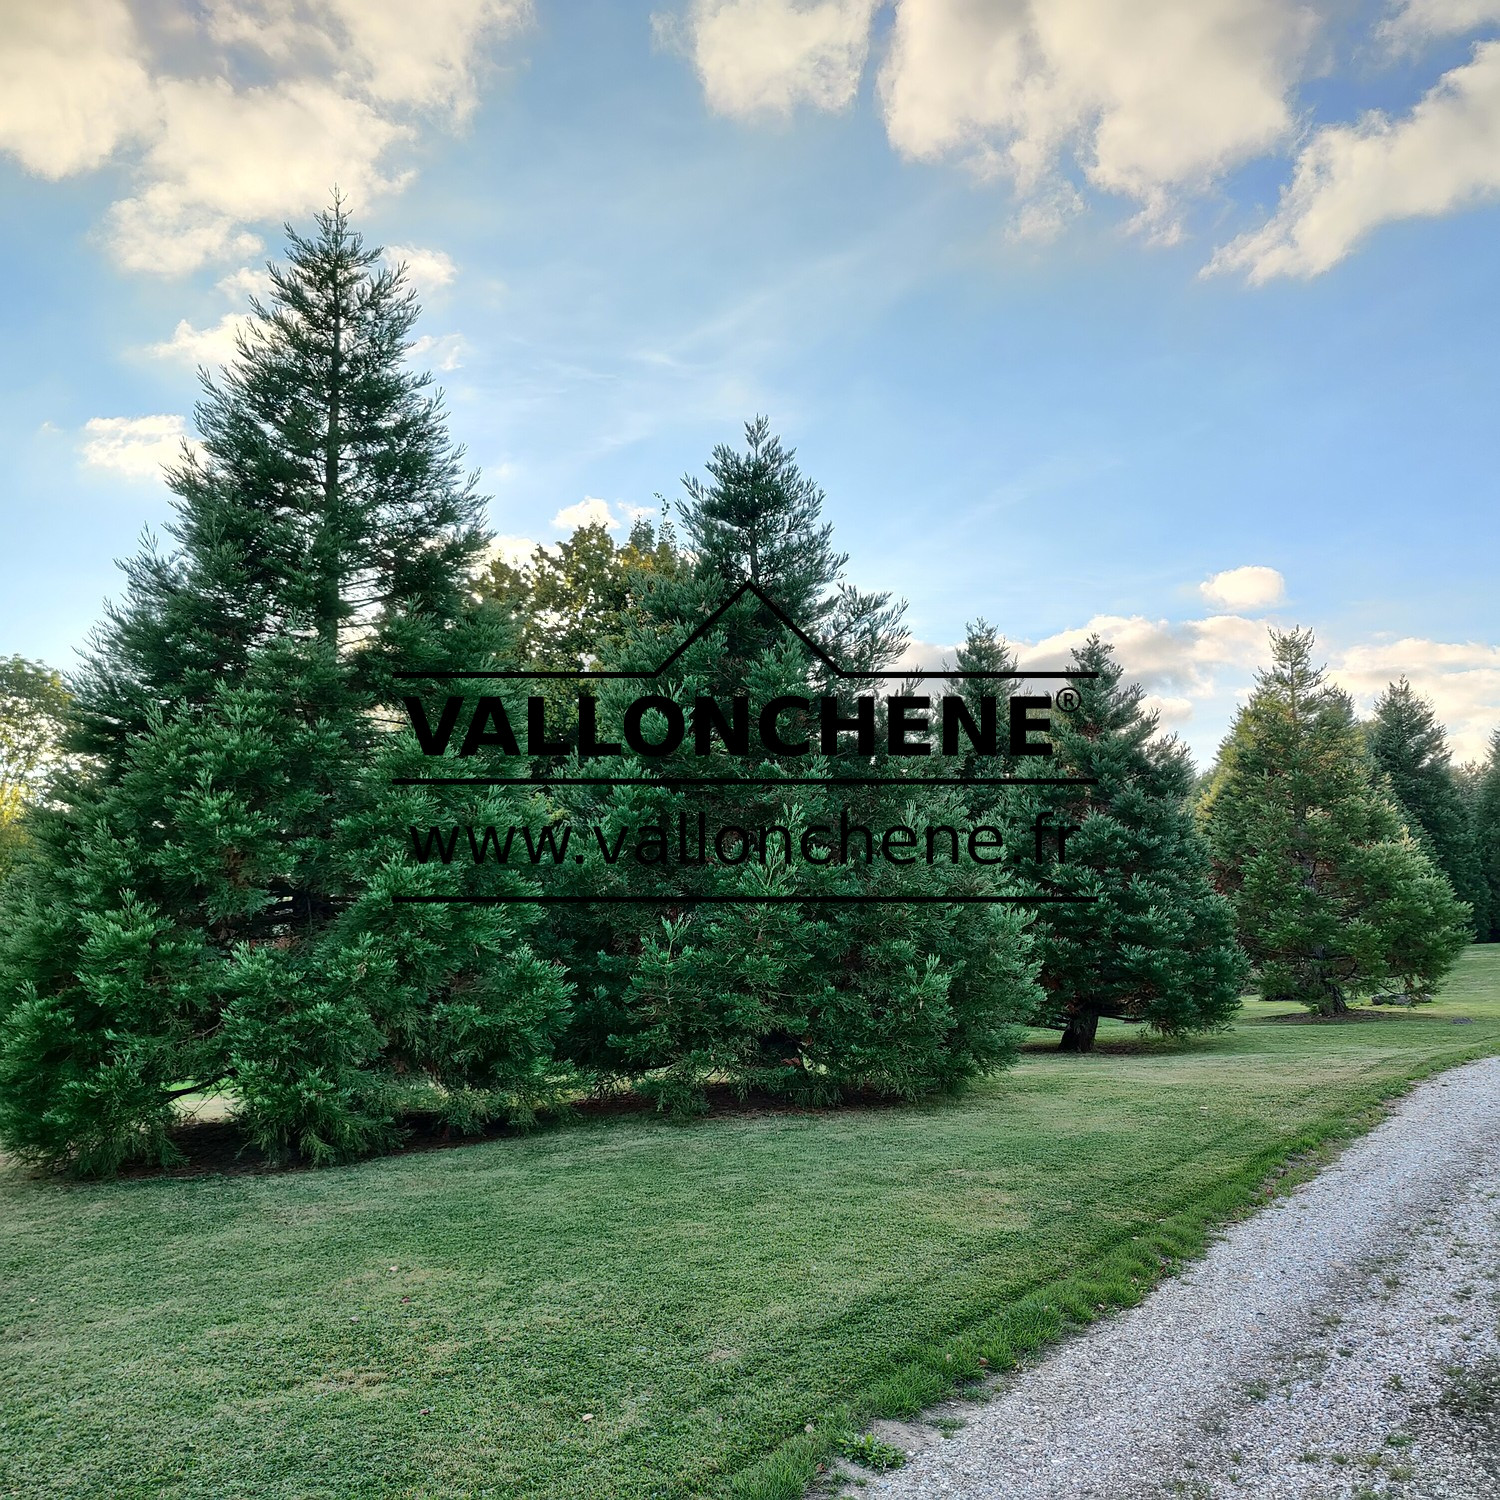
left=1473, top=729, right=1500, bottom=943
left=1201, top=629, right=1469, bottom=1014
left=544, top=419, right=1041, bottom=1111
left=1009, top=637, right=1246, bottom=1051
left=1368, top=677, right=1487, bottom=937
left=0, top=204, right=569, bottom=1174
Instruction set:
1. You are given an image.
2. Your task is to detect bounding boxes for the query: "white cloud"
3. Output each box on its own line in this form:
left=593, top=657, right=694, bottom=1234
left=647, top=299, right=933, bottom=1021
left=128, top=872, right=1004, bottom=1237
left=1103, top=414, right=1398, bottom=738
left=408, top=332, right=468, bottom=370
left=900, top=610, right=1500, bottom=765
left=80, top=415, right=191, bottom=481
left=676, top=0, right=1315, bottom=238
left=1015, top=611, right=1271, bottom=697
left=215, top=265, right=274, bottom=300
left=485, top=534, right=542, bottom=567
left=551, top=496, right=620, bottom=531
left=881, top=0, right=1316, bottom=237
left=1382, top=0, right=1500, bottom=47
left=107, top=77, right=411, bottom=275
left=0, top=2, right=531, bottom=275
left=148, top=313, right=253, bottom=367
left=386, top=244, right=458, bottom=295
left=1199, top=564, right=1286, bottom=610
left=0, top=4, right=155, bottom=178
left=672, top=0, right=880, bottom=117
left=321, top=0, right=531, bottom=114
left=1332, top=637, right=1500, bottom=762
left=1210, top=41, right=1500, bottom=282
left=672, top=0, right=1500, bottom=272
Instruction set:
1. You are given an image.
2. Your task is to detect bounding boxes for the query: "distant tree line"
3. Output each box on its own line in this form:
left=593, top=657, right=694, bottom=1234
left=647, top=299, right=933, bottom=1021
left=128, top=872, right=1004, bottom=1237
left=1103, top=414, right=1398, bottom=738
left=0, top=207, right=1491, bottom=1174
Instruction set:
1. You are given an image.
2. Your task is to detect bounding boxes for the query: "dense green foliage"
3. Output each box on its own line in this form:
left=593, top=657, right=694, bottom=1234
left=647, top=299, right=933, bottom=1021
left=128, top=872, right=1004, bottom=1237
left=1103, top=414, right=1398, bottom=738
left=480, top=517, right=684, bottom=674
left=0, top=207, right=570, bottom=1174
left=1010, top=636, right=1247, bottom=1050
left=1469, top=728, right=1500, bottom=943
left=539, top=419, right=1041, bottom=1110
left=4, top=948, right=1498, bottom=1500
left=1368, top=677, right=1487, bottom=935
left=1202, top=629, right=1469, bottom=1014
left=4, top=207, right=1494, bottom=1177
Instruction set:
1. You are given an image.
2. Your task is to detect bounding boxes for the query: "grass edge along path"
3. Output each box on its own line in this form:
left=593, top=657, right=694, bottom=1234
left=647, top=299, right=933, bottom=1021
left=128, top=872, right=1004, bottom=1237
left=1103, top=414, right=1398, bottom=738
left=726, top=1042, right=1500, bottom=1500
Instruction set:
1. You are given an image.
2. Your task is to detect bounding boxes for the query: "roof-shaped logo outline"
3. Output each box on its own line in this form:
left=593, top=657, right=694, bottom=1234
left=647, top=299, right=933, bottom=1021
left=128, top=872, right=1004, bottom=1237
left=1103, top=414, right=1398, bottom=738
left=398, top=578, right=1097, bottom=682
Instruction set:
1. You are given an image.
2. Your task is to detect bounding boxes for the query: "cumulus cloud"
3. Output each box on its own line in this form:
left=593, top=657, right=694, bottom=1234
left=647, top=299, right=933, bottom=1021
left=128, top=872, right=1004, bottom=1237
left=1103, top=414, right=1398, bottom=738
left=669, top=0, right=1500, bottom=272
left=1015, top=611, right=1271, bottom=698
left=1210, top=41, right=1500, bottom=281
left=80, top=415, right=191, bottom=481
left=386, top=244, right=459, bottom=295
left=669, top=0, right=880, bottom=117
left=0, top=5, right=155, bottom=178
left=485, top=534, right=543, bottom=568
left=551, top=496, right=620, bottom=531
left=106, top=76, right=411, bottom=274
left=880, top=0, right=1314, bottom=237
left=903, top=608, right=1500, bottom=766
left=147, top=313, right=253, bottom=367
left=1382, top=0, right=1500, bottom=47
left=1332, top=637, right=1500, bottom=762
left=0, top=1, right=530, bottom=275
left=673, top=0, right=1315, bottom=239
left=1199, top=564, right=1286, bottom=610
left=409, top=332, right=468, bottom=370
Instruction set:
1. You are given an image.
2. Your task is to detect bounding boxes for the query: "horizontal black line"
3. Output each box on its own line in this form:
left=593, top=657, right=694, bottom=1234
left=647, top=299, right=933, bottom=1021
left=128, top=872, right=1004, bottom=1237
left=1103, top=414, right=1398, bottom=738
left=391, top=776, right=1097, bottom=787
left=392, top=894, right=1096, bottom=905
left=394, top=671, right=1101, bottom=681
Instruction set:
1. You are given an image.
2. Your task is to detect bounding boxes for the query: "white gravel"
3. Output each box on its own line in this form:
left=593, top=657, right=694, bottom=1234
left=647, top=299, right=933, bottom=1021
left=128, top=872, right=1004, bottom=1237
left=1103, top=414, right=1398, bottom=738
left=852, top=1056, right=1500, bottom=1500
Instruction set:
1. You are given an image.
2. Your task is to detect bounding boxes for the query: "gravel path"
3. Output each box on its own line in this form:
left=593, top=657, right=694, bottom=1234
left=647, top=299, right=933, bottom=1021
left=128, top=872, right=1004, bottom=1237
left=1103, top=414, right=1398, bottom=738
left=853, top=1056, right=1500, bottom=1500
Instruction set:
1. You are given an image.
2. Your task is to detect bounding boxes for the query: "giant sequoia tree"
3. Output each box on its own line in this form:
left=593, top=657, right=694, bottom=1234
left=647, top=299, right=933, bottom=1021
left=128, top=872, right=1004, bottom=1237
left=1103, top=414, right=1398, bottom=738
left=0, top=205, right=569, bottom=1174
left=1201, top=630, right=1468, bottom=1014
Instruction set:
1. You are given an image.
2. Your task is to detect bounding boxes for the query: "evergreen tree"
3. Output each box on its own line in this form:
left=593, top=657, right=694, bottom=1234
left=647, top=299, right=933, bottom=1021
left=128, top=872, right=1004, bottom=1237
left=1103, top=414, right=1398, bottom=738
left=1473, top=729, right=1500, bottom=943
left=545, top=420, right=1041, bottom=1110
left=0, top=206, right=569, bottom=1174
left=1005, top=638, right=1246, bottom=1051
left=1201, top=630, right=1468, bottom=1014
left=1368, top=678, right=1485, bottom=935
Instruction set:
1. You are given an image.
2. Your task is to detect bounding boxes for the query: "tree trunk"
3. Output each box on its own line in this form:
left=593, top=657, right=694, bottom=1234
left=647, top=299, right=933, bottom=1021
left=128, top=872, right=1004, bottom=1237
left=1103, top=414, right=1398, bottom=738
left=319, top=270, right=343, bottom=651
left=1315, top=979, right=1350, bottom=1017
left=1058, top=1009, right=1100, bottom=1052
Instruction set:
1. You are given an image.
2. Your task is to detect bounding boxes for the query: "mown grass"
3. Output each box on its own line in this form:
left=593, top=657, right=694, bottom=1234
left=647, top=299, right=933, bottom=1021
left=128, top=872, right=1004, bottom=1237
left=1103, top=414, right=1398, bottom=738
left=3, top=947, right=1499, bottom=1500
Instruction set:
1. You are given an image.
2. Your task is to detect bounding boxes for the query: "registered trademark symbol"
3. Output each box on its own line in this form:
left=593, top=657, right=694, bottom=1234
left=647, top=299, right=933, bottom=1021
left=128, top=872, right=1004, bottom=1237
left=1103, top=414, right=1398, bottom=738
left=1054, top=687, right=1082, bottom=712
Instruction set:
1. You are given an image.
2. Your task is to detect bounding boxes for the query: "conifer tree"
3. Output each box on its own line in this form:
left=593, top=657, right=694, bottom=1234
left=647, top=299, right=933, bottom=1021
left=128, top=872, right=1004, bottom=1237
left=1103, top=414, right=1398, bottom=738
left=1201, top=630, right=1468, bottom=1014
left=1368, top=679, right=1485, bottom=935
left=1473, top=729, right=1500, bottom=943
left=0, top=205, right=569, bottom=1174
left=1005, top=638, right=1246, bottom=1051
left=546, top=420, right=1041, bottom=1110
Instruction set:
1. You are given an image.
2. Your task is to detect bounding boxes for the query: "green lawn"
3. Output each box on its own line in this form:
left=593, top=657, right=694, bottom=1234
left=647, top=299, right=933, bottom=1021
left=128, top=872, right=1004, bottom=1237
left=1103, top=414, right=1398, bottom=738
left=5, top=947, right=1500, bottom=1500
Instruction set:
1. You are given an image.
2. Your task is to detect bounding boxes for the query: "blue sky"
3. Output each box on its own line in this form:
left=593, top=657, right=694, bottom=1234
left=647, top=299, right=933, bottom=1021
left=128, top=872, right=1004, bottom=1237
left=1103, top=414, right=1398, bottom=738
left=3, top=0, right=1498, bottom=763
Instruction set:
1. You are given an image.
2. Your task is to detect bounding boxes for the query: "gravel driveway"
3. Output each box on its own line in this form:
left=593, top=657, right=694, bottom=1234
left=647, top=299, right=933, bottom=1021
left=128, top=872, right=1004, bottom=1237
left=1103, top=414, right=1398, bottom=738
left=852, top=1056, right=1500, bottom=1500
